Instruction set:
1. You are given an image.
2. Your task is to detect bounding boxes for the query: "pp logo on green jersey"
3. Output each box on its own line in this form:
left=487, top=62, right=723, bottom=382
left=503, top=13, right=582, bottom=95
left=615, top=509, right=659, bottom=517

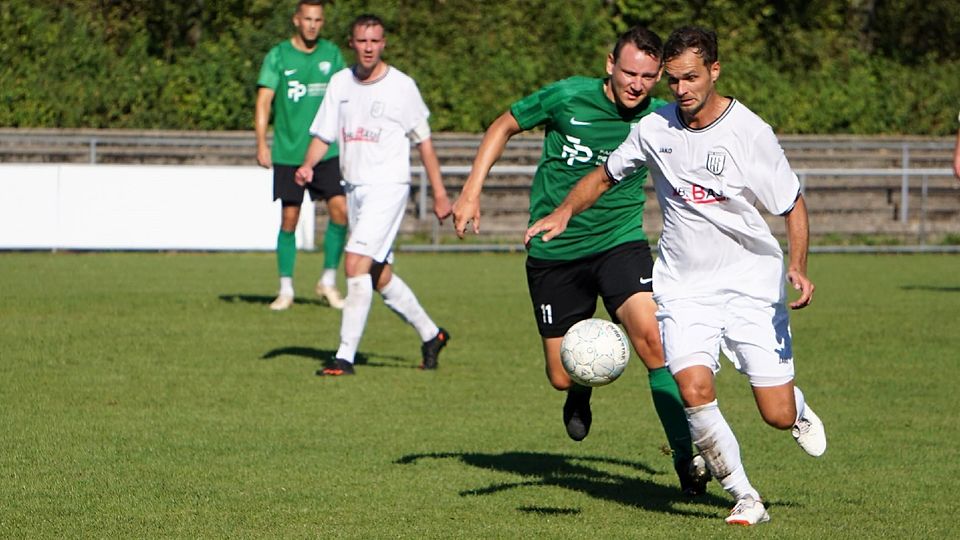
left=561, top=135, right=593, bottom=166
left=287, top=81, right=307, bottom=103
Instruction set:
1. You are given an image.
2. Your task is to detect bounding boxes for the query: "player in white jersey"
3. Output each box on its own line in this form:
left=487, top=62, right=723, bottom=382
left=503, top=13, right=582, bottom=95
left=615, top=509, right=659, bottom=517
left=953, top=109, right=960, bottom=180
left=525, top=27, right=826, bottom=526
left=296, top=14, right=452, bottom=376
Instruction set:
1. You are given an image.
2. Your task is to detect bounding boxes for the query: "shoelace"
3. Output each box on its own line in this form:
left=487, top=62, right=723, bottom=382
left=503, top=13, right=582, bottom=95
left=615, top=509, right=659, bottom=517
left=730, top=499, right=753, bottom=515
left=793, top=418, right=811, bottom=436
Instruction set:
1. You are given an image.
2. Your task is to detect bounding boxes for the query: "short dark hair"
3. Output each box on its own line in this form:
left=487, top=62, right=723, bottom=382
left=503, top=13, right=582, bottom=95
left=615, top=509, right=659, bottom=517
left=351, top=13, right=385, bottom=35
left=296, top=0, right=325, bottom=11
left=612, top=26, right=663, bottom=63
left=663, top=26, right=719, bottom=65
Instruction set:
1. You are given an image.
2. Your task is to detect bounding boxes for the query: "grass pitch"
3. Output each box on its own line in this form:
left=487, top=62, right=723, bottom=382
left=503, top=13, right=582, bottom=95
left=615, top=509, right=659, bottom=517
left=1, top=251, right=958, bottom=538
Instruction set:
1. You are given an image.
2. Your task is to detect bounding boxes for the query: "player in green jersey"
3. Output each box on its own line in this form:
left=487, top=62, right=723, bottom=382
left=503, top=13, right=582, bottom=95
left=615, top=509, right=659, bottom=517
left=453, top=26, right=710, bottom=496
left=256, top=0, right=348, bottom=311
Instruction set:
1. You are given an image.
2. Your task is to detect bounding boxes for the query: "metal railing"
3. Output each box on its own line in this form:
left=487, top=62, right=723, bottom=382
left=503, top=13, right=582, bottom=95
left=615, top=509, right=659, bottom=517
left=0, top=129, right=954, bottom=165
left=409, top=165, right=958, bottom=250
left=795, top=168, right=955, bottom=225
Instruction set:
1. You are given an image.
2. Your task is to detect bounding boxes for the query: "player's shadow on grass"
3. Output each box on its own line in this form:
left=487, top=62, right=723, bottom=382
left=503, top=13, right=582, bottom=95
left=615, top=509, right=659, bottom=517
left=218, top=293, right=331, bottom=308
left=261, top=346, right=411, bottom=370
left=396, top=451, right=727, bottom=518
left=900, top=285, right=960, bottom=292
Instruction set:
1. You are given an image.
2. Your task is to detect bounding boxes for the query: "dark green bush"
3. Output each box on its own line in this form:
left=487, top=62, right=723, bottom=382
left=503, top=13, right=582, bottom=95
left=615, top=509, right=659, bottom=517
left=1, top=0, right=958, bottom=134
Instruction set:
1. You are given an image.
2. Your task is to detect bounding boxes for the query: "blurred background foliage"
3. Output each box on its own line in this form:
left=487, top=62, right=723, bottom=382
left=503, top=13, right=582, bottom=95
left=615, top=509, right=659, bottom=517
left=1, top=0, right=958, bottom=134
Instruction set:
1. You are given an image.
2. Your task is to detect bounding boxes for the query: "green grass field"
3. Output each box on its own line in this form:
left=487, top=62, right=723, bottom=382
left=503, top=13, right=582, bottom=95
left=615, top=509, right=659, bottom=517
left=1, top=251, right=958, bottom=538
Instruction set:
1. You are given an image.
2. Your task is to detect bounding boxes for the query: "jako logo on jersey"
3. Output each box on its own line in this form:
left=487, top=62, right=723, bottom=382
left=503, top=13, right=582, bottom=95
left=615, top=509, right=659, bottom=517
left=287, top=81, right=307, bottom=102
left=318, top=61, right=331, bottom=74
left=659, top=147, right=672, bottom=153
left=673, top=184, right=727, bottom=204
left=706, top=151, right=726, bottom=175
left=343, top=126, right=381, bottom=143
left=561, top=135, right=593, bottom=166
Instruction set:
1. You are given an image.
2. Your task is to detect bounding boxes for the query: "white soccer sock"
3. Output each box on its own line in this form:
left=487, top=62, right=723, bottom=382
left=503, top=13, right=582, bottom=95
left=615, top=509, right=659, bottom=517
left=793, top=385, right=807, bottom=423
left=686, top=400, right=760, bottom=501
left=335, top=275, right=374, bottom=363
left=279, top=276, right=294, bottom=296
left=320, top=268, right=337, bottom=288
left=379, top=274, right=439, bottom=342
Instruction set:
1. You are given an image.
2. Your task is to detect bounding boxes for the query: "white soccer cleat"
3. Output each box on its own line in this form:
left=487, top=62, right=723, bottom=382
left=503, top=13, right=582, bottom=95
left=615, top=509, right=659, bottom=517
left=315, top=283, right=345, bottom=309
left=725, top=495, right=770, bottom=526
left=792, top=405, right=827, bottom=457
left=269, top=294, right=294, bottom=311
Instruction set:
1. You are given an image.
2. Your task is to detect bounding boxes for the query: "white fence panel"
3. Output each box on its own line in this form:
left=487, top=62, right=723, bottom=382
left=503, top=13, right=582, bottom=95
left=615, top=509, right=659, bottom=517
left=0, top=164, right=315, bottom=251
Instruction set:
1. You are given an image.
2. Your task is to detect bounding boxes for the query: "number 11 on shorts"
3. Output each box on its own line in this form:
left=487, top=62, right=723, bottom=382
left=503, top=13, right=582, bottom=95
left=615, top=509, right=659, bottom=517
left=540, top=304, right=553, bottom=324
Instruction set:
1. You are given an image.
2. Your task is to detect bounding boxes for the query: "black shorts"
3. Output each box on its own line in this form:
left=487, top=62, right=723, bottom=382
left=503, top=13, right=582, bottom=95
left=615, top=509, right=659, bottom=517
left=273, top=157, right=344, bottom=204
left=526, top=240, right=655, bottom=338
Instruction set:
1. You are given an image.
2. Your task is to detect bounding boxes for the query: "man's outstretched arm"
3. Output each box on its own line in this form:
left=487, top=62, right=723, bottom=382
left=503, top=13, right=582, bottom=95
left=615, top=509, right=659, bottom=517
left=524, top=165, right=614, bottom=245
left=453, top=111, right=524, bottom=237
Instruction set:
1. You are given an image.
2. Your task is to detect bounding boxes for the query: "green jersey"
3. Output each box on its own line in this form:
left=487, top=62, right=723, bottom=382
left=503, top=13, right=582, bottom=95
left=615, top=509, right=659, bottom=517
left=511, top=76, right=665, bottom=260
left=257, top=39, right=345, bottom=165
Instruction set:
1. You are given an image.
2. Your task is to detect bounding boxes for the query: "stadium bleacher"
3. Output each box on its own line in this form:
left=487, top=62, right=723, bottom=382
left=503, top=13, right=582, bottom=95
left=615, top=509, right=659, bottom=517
left=1, top=128, right=956, bottom=246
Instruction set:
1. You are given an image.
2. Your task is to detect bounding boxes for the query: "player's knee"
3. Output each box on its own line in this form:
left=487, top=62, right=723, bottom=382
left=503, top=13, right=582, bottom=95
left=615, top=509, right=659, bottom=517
left=679, top=386, right=711, bottom=407
left=327, top=197, right=348, bottom=223
left=546, top=368, right=573, bottom=391
left=677, top=375, right=715, bottom=406
left=759, top=408, right=795, bottom=430
left=342, top=251, right=369, bottom=273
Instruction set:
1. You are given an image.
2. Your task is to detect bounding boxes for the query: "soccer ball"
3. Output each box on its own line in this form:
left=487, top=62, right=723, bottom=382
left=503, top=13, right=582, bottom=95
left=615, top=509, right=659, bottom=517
left=560, top=318, right=630, bottom=387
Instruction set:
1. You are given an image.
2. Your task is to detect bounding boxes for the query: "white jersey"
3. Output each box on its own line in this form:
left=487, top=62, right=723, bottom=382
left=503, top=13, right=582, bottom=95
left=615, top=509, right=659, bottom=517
left=309, top=66, right=430, bottom=185
left=605, top=99, right=800, bottom=304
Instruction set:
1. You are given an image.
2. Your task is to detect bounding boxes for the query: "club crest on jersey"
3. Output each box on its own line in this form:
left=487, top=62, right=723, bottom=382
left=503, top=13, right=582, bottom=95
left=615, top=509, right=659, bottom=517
left=318, top=61, right=332, bottom=75
left=706, top=151, right=726, bottom=175
left=371, top=101, right=385, bottom=118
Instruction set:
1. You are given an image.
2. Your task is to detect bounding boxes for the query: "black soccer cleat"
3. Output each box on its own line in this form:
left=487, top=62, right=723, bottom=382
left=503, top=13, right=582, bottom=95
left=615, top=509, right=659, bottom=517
left=676, top=454, right=712, bottom=497
left=419, top=328, right=450, bottom=370
left=562, top=386, right=593, bottom=441
left=317, top=358, right=356, bottom=376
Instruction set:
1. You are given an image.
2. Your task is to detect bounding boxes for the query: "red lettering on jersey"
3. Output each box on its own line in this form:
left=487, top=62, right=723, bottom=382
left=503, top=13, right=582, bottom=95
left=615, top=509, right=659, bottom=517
left=673, top=183, right=727, bottom=204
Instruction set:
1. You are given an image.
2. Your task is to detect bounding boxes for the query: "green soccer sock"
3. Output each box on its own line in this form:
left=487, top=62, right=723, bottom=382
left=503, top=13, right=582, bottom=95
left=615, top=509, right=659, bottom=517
left=277, top=230, right=297, bottom=278
left=648, top=367, right=694, bottom=465
left=323, top=222, right=347, bottom=270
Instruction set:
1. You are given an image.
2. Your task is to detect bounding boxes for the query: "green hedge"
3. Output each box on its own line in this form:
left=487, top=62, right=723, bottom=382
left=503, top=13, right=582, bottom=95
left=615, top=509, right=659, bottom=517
left=1, top=0, right=958, bottom=134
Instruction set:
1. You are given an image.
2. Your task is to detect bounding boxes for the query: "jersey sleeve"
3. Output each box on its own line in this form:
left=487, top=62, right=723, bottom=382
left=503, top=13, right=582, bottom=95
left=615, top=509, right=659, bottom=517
left=509, top=79, right=572, bottom=131
left=399, top=80, right=431, bottom=136
left=748, top=125, right=801, bottom=215
left=256, top=47, right=281, bottom=91
left=510, top=91, right=548, bottom=131
left=308, top=74, right=340, bottom=144
left=604, top=121, right=646, bottom=184
left=332, top=47, right=347, bottom=74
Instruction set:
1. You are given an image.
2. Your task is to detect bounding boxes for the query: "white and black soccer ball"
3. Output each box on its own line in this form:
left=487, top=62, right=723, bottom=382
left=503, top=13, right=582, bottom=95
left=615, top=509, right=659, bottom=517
left=560, top=318, right=630, bottom=387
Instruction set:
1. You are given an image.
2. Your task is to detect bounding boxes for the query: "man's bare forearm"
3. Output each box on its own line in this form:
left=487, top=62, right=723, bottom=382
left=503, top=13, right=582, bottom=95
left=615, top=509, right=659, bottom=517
left=785, top=194, right=809, bottom=274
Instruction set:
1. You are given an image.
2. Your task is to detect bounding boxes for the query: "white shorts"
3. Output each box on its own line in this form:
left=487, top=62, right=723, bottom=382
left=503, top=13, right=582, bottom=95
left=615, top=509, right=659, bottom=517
left=657, top=295, right=795, bottom=387
left=344, top=182, right=410, bottom=263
